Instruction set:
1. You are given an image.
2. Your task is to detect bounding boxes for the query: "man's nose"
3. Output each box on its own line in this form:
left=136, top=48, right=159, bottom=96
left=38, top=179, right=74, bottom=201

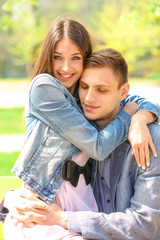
left=85, top=89, right=95, bottom=102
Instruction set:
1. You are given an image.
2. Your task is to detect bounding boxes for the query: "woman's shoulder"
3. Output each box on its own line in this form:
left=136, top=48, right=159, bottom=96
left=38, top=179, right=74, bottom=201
left=28, top=73, right=71, bottom=99
left=32, top=73, right=61, bottom=86
left=28, top=73, right=65, bottom=94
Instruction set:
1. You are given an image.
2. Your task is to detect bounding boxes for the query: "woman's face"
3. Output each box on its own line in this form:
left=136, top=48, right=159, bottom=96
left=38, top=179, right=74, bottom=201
left=53, top=38, right=84, bottom=94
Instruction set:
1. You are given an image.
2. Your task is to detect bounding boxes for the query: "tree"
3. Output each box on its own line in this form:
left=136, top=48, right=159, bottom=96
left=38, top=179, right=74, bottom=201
left=0, top=0, right=40, bottom=77
left=91, top=0, right=160, bottom=77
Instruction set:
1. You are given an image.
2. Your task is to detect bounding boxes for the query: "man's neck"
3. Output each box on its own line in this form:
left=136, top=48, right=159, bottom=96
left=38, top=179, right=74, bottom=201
left=95, top=111, right=119, bottom=130
left=96, top=118, right=113, bottom=130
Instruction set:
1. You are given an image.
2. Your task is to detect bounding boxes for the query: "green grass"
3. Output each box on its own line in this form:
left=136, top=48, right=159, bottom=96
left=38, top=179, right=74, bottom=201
left=0, top=151, right=20, bottom=176
left=0, top=107, right=25, bottom=135
left=0, top=177, right=22, bottom=240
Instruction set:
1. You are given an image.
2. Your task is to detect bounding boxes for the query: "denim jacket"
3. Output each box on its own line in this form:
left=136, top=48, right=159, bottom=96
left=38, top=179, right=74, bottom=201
left=11, top=74, right=160, bottom=204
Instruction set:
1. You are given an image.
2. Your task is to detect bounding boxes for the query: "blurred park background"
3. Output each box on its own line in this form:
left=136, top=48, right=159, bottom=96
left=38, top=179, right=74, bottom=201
left=0, top=0, right=160, bottom=238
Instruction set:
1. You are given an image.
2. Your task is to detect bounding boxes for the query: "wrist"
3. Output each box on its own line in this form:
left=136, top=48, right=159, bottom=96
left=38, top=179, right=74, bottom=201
left=132, top=110, right=154, bottom=124
left=60, top=212, right=69, bottom=229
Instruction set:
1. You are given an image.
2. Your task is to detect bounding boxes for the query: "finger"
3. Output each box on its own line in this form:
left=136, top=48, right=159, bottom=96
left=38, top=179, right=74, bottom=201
left=132, top=145, right=141, bottom=168
left=149, top=137, right=157, bottom=158
left=139, top=145, right=146, bottom=170
left=32, top=202, right=49, bottom=210
left=10, top=198, right=49, bottom=216
left=20, top=200, right=49, bottom=212
left=23, top=222, right=36, bottom=228
left=20, top=188, right=39, bottom=200
left=144, top=143, right=150, bottom=168
left=14, top=210, right=46, bottom=224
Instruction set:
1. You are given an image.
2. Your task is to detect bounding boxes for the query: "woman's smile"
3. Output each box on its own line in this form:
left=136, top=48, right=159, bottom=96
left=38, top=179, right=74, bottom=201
left=58, top=73, right=75, bottom=81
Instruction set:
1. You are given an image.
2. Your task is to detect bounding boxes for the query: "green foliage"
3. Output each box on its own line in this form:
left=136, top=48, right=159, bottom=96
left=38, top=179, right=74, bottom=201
left=0, top=0, right=160, bottom=78
left=0, top=107, right=25, bottom=135
left=90, top=0, right=160, bottom=76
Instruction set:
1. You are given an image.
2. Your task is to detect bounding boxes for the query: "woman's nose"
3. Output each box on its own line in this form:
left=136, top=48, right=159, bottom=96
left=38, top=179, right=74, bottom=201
left=61, top=60, right=70, bottom=72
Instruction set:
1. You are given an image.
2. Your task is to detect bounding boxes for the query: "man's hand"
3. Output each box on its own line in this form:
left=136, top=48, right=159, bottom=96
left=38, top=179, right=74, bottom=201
left=27, top=201, right=69, bottom=229
left=129, top=110, right=157, bottom=170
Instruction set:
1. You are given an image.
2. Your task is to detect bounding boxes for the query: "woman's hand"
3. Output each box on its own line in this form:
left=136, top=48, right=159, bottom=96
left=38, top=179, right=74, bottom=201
left=4, top=187, right=49, bottom=227
left=128, top=110, right=157, bottom=170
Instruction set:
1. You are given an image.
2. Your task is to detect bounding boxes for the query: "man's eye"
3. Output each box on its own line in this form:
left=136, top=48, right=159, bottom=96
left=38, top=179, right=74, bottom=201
left=80, top=83, right=88, bottom=89
left=98, top=89, right=107, bottom=92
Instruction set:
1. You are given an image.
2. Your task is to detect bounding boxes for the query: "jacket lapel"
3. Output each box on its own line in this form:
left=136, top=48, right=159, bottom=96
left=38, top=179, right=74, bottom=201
left=110, top=141, right=131, bottom=206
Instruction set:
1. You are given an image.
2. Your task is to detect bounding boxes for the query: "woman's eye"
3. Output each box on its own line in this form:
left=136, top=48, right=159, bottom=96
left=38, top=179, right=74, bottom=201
left=72, top=56, right=81, bottom=60
left=54, top=55, right=62, bottom=60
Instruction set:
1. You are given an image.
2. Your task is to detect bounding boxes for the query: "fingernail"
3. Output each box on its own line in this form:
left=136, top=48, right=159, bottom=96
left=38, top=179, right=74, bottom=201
left=154, top=153, right=157, bottom=158
left=138, top=164, right=141, bottom=167
left=142, top=166, right=146, bottom=171
left=147, top=162, right=150, bottom=167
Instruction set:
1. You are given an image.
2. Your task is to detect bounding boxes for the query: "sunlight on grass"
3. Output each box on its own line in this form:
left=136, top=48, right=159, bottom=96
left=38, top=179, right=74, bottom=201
left=0, top=108, right=25, bottom=135
left=0, top=151, right=20, bottom=176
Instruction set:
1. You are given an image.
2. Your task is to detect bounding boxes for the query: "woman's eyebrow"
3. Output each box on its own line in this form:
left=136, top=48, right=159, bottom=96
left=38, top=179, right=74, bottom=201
left=72, top=53, right=82, bottom=55
left=54, top=51, right=82, bottom=55
left=54, top=51, right=62, bottom=54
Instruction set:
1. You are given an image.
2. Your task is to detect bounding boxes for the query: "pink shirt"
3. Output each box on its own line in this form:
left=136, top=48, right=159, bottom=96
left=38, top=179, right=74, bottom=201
left=3, top=152, right=98, bottom=240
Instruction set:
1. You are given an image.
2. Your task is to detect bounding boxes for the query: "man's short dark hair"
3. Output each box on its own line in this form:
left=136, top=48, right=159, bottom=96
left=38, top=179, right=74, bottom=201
left=84, top=48, right=128, bottom=88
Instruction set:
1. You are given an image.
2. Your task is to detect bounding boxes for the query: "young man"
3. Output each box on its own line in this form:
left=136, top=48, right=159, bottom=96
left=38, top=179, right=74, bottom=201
left=2, top=49, right=160, bottom=239
left=38, top=48, right=160, bottom=239
left=66, top=48, right=160, bottom=239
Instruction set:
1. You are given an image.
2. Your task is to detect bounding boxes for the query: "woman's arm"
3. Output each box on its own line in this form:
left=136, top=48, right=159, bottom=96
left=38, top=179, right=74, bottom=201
left=29, top=74, right=131, bottom=161
left=29, top=74, right=159, bottom=161
left=121, top=93, right=159, bottom=122
left=122, top=94, right=159, bottom=168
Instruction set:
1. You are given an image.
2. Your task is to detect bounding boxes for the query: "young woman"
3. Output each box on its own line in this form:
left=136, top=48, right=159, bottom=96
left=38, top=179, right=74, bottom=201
left=2, top=18, right=159, bottom=240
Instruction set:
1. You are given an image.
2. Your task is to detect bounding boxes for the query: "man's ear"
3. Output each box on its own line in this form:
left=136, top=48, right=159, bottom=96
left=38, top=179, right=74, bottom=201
left=120, top=83, right=130, bottom=100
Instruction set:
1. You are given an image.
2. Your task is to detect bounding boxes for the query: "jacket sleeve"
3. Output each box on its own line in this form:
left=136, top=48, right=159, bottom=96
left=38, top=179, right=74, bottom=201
left=68, top=124, right=160, bottom=240
left=121, top=94, right=160, bottom=123
left=29, top=74, right=131, bottom=161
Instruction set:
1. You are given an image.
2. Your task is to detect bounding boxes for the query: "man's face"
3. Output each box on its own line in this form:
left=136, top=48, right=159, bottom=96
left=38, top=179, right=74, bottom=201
left=79, top=67, right=127, bottom=129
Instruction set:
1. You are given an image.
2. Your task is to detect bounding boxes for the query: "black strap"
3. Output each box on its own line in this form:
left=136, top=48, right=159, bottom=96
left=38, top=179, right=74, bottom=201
left=61, top=159, right=92, bottom=187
